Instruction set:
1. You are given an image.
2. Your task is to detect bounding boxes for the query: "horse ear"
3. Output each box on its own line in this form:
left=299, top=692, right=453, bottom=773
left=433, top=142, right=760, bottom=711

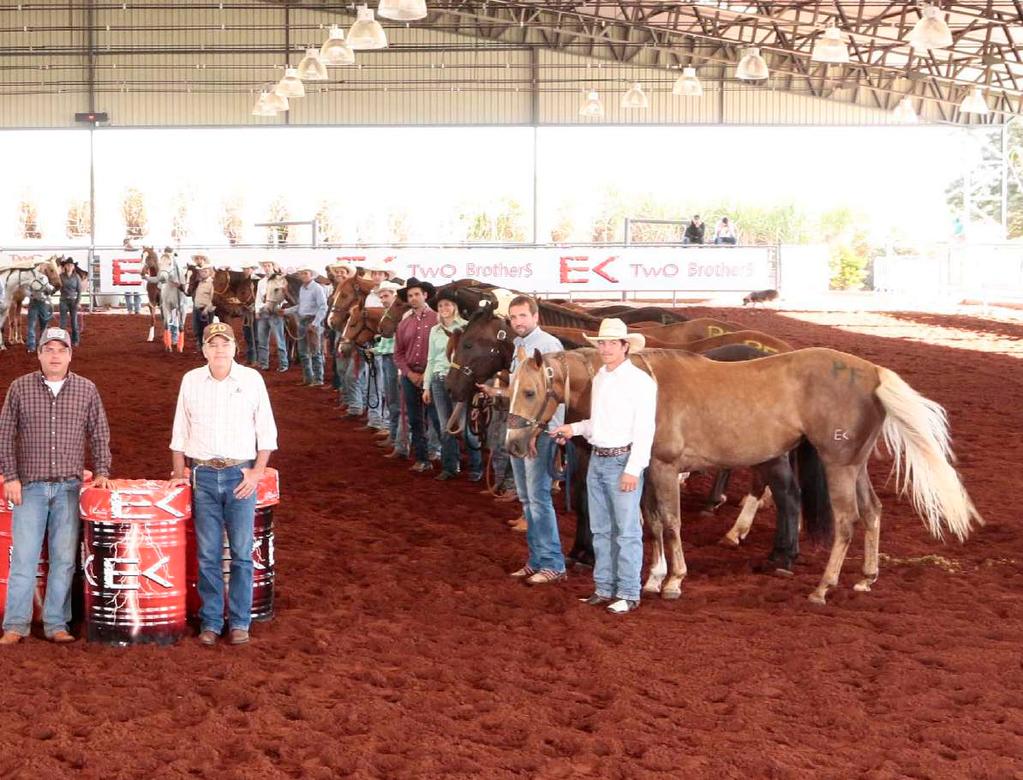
left=532, top=348, right=544, bottom=367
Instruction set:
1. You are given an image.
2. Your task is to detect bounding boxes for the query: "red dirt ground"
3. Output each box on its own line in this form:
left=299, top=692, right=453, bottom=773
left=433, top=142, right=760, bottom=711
left=1, top=309, right=1021, bottom=779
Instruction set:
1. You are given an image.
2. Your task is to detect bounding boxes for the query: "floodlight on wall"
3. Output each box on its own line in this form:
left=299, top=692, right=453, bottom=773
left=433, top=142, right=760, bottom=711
left=251, top=91, right=279, bottom=117
left=378, top=0, right=427, bottom=21
left=736, top=47, right=769, bottom=81
left=811, top=26, right=850, bottom=64
left=579, top=90, right=605, bottom=117
left=908, top=4, right=953, bottom=52
left=264, top=91, right=289, bottom=112
left=297, top=48, right=328, bottom=81
left=320, top=25, right=356, bottom=66
left=892, top=96, right=918, bottom=124
left=347, top=5, right=388, bottom=50
left=621, top=82, right=649, bottom=110
left=959, top=86, right=989, bottom=115
left=672, top=67, right=703, bottom=97
left=274, top=67, right=305, bottom=98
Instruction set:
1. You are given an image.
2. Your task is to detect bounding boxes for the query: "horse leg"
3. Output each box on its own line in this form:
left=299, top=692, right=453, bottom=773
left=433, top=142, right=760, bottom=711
left=147, top=303, right=156, bottom=341
left=809, top=465, right=859, bottom=605
left=650, top=461, right=686, bottom=599
left=721, top=483, right=770, bottom=547
left=853, top=468, right=882, bottom=593
left=641, top=480, right=667, bottom=595
left=758, top=455, right=802, bottom=576
left=567, top=445, right=594, bottom=569
left=702, top=468, right=732, bottom=515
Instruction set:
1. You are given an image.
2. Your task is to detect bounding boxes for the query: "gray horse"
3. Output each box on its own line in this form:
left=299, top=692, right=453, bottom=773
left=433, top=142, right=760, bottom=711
left=157, top=251, right=188, bottom=352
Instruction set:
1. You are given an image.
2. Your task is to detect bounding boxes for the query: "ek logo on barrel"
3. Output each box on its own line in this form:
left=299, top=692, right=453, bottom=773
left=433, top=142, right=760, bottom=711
left=559, top=256, right=619, bottom=285
left=108, top=487, right=186, bottom=520
left=112, top=258, right=144, bottom=286
left=101, top=555, right=173, bottom=589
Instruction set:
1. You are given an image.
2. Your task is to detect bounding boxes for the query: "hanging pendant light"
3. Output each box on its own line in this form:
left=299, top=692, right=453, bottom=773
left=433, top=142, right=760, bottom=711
left=811, top=26, right=850, bottom=64
left=672, top=67, right=703, bottom=97
left=959, top=86, right=989, bottom=115
left=908, top=4, right=953, bottom=52
left=736, top=47, right=769, bottom=81
left=378, top=0, right=427, bottom=21
left=892, top=96, right=918, bottom=124
left=251, top=91, right=278, bottom=116
left=347, top=5, right=388, bottom=50
left=621, top=82, right=649, bottom=110
left=264, top=91, right=289, bottom=112
left=274, top=67, right=305, bottom=98
left=297, top=48, right=328, bottom=81
left=579, top=90, right=605, bottom=117
left=320, top=25, right=356, bottom=66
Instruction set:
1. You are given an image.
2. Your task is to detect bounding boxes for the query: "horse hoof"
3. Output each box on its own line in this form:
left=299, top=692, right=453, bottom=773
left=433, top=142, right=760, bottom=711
left=642, top=585, right=662, bottom=595
left=853, top=580, right=873, bottom=593
left=718, top=535, right=740, bottom=548
left=808, top=592, right=827, bottom=605
left=571, top=560, right=593, bottom=573
left=773, top=567, right=795, bottom=578
left=661, top=588, right=682, bottom=601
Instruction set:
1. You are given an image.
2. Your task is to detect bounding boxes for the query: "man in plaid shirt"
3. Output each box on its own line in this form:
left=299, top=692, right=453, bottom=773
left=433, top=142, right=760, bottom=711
left=0, top=327, right=111, bottom=645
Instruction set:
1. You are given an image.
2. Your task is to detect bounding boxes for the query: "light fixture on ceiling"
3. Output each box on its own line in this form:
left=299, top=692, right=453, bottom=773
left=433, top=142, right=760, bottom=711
left=378, top=0, right=427, bottom=21
left=621, top=82, right=649, bottom=109
left=297, top=48, right=328, bottom=81
left=959, top=86, right=989, bottom=115
left=672, top=66, right=703, bottom=97
left=320, top=25, right=356, bottom=66
left=347, top=5, right=388, bottom=50
left=892, top=96, right=918, bottom=123
left=264, top=91, right=289, bottom=112
left=908, top=4, right=953, bottom=52
left=579, top=90, right=605, bottom=117
left=251, top=91, right=278, bottom=116
left=274, top=67, right=305, bottom=98
left=736, top=47, right=769, bottom=81
left=811, top=26, right=850, bottom=64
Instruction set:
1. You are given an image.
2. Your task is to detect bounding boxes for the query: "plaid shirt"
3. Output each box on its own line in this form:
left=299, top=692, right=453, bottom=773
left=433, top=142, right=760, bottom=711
left=0, top=371, right=111, bottom=484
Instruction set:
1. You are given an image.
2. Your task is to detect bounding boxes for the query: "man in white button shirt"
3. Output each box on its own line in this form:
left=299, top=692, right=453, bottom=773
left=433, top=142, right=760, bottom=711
left=169, top=322, right=278, bottom=646
left=552, top=318, right=657, bottom=615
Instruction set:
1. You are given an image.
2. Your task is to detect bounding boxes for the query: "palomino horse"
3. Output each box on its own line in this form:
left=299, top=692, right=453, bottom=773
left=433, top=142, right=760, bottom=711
left=157, top=252, right=188, bottom=352
left=141, top=246, right=162, bottom=342
left=506, top=347, right=981, bottom=604
left=0, top=257, right=63, bottom=347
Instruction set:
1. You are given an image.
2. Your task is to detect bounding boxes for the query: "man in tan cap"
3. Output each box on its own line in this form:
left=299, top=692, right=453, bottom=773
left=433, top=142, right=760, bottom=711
left=169, top=322, right=278, bottom=646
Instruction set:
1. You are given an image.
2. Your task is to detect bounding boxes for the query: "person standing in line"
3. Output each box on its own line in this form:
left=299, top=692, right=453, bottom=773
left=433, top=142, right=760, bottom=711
left=552, top=318, right=657, bottom=616
left=239, top=262, right=260, bottom=366
left=285, top=266, right=327, bottom=387
left=0, top=327, right=112, bottom=645
left=192, top=265, right=216, bottom=352
left=25, top=264, right=56, bottom=353
left=169, top=322, right=278, bottom=647
left=58, top=258, right=83, bottom=347
left=254, top=260, right=289, bottom=373
left=393, top=278, right=437, bottom=473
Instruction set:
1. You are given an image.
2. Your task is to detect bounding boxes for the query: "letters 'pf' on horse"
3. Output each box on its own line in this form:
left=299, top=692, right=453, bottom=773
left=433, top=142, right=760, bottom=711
left=506, top=346, right=982, bottom=605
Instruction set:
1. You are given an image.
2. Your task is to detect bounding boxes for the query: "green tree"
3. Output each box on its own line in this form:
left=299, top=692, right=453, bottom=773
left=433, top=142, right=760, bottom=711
left=946, top=120, right=1023, bottom=239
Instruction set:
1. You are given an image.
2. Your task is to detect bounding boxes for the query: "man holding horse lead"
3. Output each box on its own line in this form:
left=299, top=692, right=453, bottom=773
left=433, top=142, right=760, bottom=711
left=24, top=262, right=57, bottom=353
left=192, top=265, right=216, bottom=351
left=552, top=319, right=657, bottom=616
left=254, top=260, right=289, bottom=373
left=58, top=258, right=84, bottom=348
left=239, top=262, right=260, bottom=366
left=481, top=295, right=568, bottom=585
left=394, top=278, right=438, bottom=473
left=287, top=265, right=327, bottom=387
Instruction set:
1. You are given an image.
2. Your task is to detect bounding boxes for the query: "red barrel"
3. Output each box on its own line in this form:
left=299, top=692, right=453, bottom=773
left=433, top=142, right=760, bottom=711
left=186, top=467, right=279, bottom=622
left=79, top=479, right=190, bottom=645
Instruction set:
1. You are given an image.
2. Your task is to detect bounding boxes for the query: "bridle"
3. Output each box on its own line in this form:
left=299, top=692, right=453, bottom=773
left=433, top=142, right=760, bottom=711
left=507, top=351, right=595, bottom=432
left=449, top=321, right=512, bottom=383
left=341, top=306, right=378, bottom=348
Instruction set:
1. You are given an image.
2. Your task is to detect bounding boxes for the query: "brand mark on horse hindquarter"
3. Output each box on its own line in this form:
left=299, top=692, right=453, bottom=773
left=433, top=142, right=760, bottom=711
left=834, top=429, right=851, bottom=441
left=831, top=360, right=861, bottom=386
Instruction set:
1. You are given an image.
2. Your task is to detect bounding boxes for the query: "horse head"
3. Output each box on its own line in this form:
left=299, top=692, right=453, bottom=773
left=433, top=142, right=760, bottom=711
left=39, top=256, right=63, bottom=289
left=339, top=302, right=383, bottom=357
left=328, top=276, right=375, bottom=331
left=376, top=296, right=411, bottom=338
left=444, top=303, right=513, bottom=403
left=505, top=348, right=565, bottom=459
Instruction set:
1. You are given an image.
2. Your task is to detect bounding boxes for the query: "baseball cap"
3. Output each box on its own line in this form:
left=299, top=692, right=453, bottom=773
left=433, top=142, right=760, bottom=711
left=202, top=322, right=236, bottom=344
left=38, top=327, right=72, bottom=351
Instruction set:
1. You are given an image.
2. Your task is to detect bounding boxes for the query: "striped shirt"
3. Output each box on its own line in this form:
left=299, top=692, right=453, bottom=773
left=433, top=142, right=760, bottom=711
left=169, top=363, right=278, bottom=461
left=0, top=371, right=111, bottom=483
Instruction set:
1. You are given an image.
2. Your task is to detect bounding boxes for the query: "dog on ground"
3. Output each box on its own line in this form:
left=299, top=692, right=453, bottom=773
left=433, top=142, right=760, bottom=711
left=743, top=289, right=778, bottom=306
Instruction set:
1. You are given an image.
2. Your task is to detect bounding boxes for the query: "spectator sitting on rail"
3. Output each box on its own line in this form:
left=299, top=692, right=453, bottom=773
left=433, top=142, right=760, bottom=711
left=713, top=217, right=737, bottom=245
left=683, top=214, right=705, bottom=245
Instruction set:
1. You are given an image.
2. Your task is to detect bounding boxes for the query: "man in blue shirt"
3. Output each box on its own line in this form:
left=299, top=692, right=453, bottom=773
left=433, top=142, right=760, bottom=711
left=286, top=266, right=327, bottom=387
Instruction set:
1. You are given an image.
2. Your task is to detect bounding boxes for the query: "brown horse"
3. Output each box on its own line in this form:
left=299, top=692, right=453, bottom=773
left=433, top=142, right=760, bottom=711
left=644, top=317, right=745, bottom=343
left=327, top=276, right=377, bottom=332
left=682, top=329, right=793, bottom=356
left=506, top=347, right=981, bottom=604
left=339, top=304, right=386, bottom=357
left=141, top=246, right=161, bottom=342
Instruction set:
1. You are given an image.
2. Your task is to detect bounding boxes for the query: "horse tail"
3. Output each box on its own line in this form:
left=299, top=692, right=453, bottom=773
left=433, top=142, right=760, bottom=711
left=794, top=438, right=832, bottom=544
left=875, top=367, right=982, bottom=542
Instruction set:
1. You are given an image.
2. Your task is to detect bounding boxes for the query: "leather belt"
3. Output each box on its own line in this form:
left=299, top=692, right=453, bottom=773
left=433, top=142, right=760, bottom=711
left=192, top=457, right=247, bottom=469
left=593, top=445, right=632, bottom=457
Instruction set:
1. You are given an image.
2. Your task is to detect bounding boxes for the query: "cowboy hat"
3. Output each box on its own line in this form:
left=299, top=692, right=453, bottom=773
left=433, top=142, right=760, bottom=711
left=397, top=277, right=436, bottom=302
left=434, top=287, right=460, bottom=307
left=325, top=259, right=356, bottom=272
left=297, top=264, right=320, bottom=275
left=360, top=258, right=393, bottom=274
left=584, top=318, right=645, bottom=353
left=377, top=280, right=401, bottom=293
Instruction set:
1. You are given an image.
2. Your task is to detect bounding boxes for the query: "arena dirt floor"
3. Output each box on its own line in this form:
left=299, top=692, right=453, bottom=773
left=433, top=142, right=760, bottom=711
left=1, top=307, right=1021, bottom=778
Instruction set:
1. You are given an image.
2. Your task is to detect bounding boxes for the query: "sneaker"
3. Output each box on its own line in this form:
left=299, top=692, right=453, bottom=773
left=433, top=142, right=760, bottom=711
left=276, top=366, right=289, bottom=372
left=578, top=593, right=613, bottom=606
left=410, top=461, right=433, bottom=473
left=526, top=569, right=566, bottom=586
left=467, top=472, right=483, bottom=483
left=606, top=599, right=640, bottom=615
left=509, top=565, right=536, bottom=579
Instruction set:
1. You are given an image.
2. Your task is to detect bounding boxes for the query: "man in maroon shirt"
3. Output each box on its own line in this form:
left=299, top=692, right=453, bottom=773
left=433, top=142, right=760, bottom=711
left=0, top=327, right=111, bottom=645
left=393, top=278, right=437, bottom=472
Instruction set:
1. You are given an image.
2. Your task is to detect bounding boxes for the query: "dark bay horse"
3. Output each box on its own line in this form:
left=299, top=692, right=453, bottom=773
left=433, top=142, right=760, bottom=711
left=506, top=347, right=981, bottom=604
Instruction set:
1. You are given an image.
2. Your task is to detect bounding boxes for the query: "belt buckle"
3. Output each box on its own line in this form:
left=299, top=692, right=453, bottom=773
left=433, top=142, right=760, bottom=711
left=208, top=457, right=228, bottom=469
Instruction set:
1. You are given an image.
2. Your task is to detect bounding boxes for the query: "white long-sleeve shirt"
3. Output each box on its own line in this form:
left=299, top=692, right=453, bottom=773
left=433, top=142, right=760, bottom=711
left=570, top=359, right=657, bottom=476
left=170, top=363, right=278, bottom=460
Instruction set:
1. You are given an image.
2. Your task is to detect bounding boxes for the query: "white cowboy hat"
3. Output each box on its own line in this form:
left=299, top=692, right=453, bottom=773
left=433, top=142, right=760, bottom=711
left=325, top=259, right=356, bottom=272
left=360, top=258, right=393, bottom=274
left=241, top=261, right=260, bottom=270
left=297, top=264, right=320, bottom=275
left=377, top=280, right=401, bottom=293
left=584, top=317, right=645, bottom=352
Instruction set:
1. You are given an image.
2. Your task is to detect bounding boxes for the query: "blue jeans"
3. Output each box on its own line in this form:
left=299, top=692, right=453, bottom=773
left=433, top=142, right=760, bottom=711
left=587, top=453, right=645, bottom=602
left=331, top=333, right=344, bottom=390
left=366, top=354, right=389, bottom=429
left=192, top=308, right=210, bottom=353
left=192, top=464, right=257, bottom=633
left=295, top=318, right=324, bottom=383
left=401, top=374, right=431, bottom=464
left=2, top=479, right=81, bottom=637
left=511, top=433, right=565, bottom=573
left=124, top=291, right=141, bottom=314
left=26, top=299, right=52, bottom=351
left=429, top=374, right=481, bottom=476
left=488, top=409, right=516, bottom=493
left=242, top=320, right=257, bottom=363
left=59, top=298, right=80, bottom=345
left=380, top=355, right=406, bottom=452
left=345, top=352, right=367, bottom=414
left=256, top=316, right=288, bottom=370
